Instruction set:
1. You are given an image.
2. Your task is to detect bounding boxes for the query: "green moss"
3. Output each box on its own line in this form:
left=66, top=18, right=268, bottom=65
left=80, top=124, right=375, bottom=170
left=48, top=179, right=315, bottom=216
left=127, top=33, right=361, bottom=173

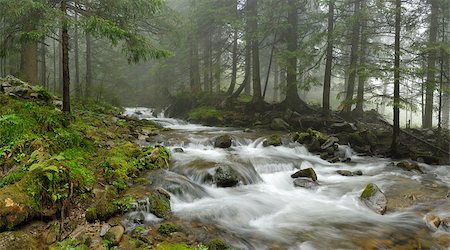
left=360, top=183, right=375, bottom=199
left=148, top=191, right=171, bottom=219
left=85, top=207, right=97, bottom=223
left=187, top=106, right=223, bottom=124
left=155, top=243, right=194, bottom=250
left=158, top=222, right=181, bottom=235
left=207, top=239, right=231, bottom=250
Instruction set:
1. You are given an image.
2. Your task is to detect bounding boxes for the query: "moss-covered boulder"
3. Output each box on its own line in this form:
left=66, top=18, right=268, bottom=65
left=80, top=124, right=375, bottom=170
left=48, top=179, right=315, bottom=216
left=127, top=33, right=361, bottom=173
left=158, top=222, right=181, bottom=235
left=214, top=135, right=232, bottom=148
left=214, top=166, right=239, bottom=187
left=0, top=179, right=38, bottom=230
left=360, top=183, right=387, bottom=215
left=291, top=168, right=317, bottom=182
left=0, top=231, right=38, bottom=249
left=148, top=188, right=171, bottom=219
left=263, top=135, right=282, bottom=147
left=104, top=225, right=125, bottom=245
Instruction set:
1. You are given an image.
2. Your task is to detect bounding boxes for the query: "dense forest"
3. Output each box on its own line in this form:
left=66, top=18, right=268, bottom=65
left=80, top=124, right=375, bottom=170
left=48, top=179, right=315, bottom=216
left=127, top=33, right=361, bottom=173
left=0, top=0, right=450, bottom=249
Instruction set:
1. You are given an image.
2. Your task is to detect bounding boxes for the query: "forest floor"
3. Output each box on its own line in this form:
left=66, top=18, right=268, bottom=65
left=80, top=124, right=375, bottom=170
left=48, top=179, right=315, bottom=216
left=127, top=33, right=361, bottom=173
left=0, top=76, right=220, bottom=249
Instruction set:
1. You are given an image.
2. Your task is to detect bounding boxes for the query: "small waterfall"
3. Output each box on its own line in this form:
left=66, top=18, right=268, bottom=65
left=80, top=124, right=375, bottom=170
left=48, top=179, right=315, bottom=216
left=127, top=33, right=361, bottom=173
left=123, top=198, right=162, bottom=233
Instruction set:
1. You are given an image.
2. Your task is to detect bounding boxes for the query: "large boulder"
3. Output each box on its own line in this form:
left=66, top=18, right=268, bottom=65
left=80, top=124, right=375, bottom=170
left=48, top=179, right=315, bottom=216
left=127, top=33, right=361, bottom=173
left=214, top=166, right=239, bottom=187
left=291, top=168, right=317, bottom=182
left=104, top=225, right=125, bottom=245
left=214, top=135, right=232, bottom=148
left=330, top=122, right=357, bottom=133
left=360, top=183, right=387, bottom=215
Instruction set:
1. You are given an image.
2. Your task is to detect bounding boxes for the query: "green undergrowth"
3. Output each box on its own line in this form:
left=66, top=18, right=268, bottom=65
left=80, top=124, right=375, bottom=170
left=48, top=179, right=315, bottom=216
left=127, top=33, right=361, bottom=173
left=0, top=89, right=168, bottom=229
left=188, top=106, right=223, bottom=124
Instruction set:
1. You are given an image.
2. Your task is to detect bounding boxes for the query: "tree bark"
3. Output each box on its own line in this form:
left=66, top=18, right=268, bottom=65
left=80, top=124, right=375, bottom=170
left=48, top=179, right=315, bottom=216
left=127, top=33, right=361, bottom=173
left=190, top=34, right=201, bottom=93
left=392, top=0, right=401, bottom=156
left=248, top=0, right=262, bottom=102
left=61, top=0, right=71, bottom=113
left=20, top=41, right=38, bottom=84
left=85, top=33, right=92, bottom=98
left=273, top=56, right=279, bottom=102
left=227, top=27, right=239, bottom=95
left=40, top=42, right=46, bottom=89
left=423, top=0, right=439, bottom=128
left=322, top=0, right=335, bottom=116
left=355, top=0, right=367, bottom=116
left=74, top=5, right=81, bottom=98
left=342, top=0, right=361, bottom=115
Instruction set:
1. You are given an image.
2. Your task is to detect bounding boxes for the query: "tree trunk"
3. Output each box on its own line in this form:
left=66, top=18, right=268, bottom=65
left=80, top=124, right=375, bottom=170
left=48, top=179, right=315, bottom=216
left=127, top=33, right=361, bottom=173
left=283, top=0, right=302, bottom=108
left=273, top=57, right=279, bottom=102
left=392, top=0, right=401, bottom=156
left=85, top=33, right=92, bottom=98
left=342, top=0, right=361, bottom=115
left=190, top=34, right=201, bottom=93
left=322, top=0, right=335, bottom=116
left=424, top=0, right=439, bottom=128
left=20, top=41, right=38, bottom=84
left=74, top=6, right=81, bottom=98
left=442, top=0, right=450, bottom=129
left=248, top=0, right=262, bottom=102
left=61, top=0, right=70, bottom=113
left=227, top=27, right=238, bottom=95
left=40, top=42, right=47, bottom=89
left=53, top=38, right=57, bottom=93
left=355, top=0, right=367, bottom=116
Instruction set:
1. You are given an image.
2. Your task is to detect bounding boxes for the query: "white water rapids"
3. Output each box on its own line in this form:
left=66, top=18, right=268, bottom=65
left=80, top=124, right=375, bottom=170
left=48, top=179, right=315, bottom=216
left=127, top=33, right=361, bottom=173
left=124, top=107, right=450, bottom=249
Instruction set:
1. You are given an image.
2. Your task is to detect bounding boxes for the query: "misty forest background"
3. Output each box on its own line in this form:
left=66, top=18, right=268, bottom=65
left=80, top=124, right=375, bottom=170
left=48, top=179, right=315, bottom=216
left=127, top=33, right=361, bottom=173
left=1, top=0, right=450, bottom=130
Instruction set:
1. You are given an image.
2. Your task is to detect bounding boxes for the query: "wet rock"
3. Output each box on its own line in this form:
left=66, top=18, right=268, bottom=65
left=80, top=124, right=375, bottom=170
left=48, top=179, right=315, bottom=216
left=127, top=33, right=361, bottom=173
left=100, top=223, right=111, bottom=237
left=337, top=170, right=363, bottom=176
left=336, top=170, right=353, bottom=176
left=263, top=135, right=282, bottom=147
left=321, top=137, right=339, bottom=150
left=360, top=183, right=387, bottom=215
left=214, top=166, right=239, bottom=187
left=173, top=148, right=184, bottom=153
left=270, top=118, right=290, bottom=131
left=307, top=137, right=322, bottom=153
left=104, top=225, right=124, bottom=245
left=293, top=178, right=318, bottom=189
left=353, top=170, right=363, bottom=176
left=214, top=134, right=232, bottom=148
left=291, top=168, right=317, bottom=182
left=424, top=214, right=441, bottom=231
left=0, top=231, right=38, bottom=250
left=396, top=161, right=424, bottom=174
left=148, top=189, right=171, bottom=219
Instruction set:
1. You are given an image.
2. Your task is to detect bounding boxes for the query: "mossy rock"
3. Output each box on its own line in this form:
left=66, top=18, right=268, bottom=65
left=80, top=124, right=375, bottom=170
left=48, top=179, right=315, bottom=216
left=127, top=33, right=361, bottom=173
left=0, top=231, right=38, bottom=249
left=214, top=166, right=239, bottom=188
left=148, top=189, right=171, bottom=219
left=214, top=135, right=232, bottom=148
left=158, top=222, right=181, bottom=235
left=187, top=106, right=223, bottom=125
left=0, top=178, right=38, bottom=230
left=291, top=168, right=317, bottom=182
left=306, top=137, right=322, bottom=153
left=263, top=135, right=282, bottom=147
left=360, top=183, right=387, bottom=215
left=207, top=239, right=231, bottom=250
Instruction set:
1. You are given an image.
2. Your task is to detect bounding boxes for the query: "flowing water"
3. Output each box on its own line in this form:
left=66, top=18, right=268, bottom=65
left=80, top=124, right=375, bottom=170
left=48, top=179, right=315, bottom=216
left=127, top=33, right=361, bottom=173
left=124, top=107, right=450, bottom=249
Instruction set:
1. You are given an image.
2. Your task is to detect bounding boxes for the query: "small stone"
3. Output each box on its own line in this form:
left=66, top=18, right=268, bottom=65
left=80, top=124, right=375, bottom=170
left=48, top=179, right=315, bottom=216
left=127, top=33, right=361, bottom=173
left=321, top=137, right=339, bottom=150
left=29, top=93, right=39, bottom=98
left=396, top=161, right=424, bottom=174
left=100, top=223, right=111, bottom=237
left=442, top=217, right=450, bottom=232
left=291, top=168, right=317, bottom=182
left=173, top=148, right=184, bottom=153
left=353, top=170, right=363, bottom=176
left=336, top=170, right=353, bottom=176
left=424, top=214, right=441, bottom=231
